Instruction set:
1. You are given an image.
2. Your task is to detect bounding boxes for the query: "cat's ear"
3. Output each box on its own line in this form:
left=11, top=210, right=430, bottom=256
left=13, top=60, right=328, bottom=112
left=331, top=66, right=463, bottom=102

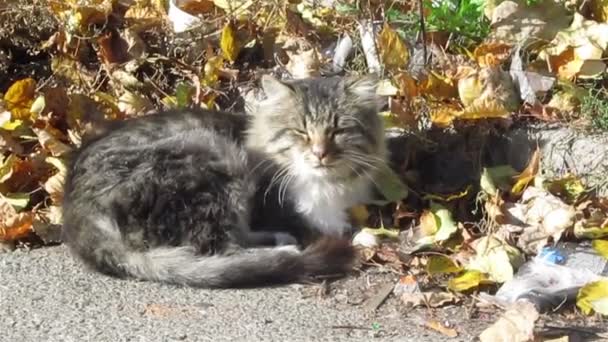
left=344, top=75, right=383, bottom=111
left=261, top=75, right=293, bottom=100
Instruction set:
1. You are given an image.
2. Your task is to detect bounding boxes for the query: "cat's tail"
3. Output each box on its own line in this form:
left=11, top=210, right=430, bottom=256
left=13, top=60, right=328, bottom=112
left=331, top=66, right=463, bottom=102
left=74, top=219, right=356, bottom=288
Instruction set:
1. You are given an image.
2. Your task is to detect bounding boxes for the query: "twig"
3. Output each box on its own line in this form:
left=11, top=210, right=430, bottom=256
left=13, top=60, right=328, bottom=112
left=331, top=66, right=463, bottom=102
left=363, top=282, right=394, bottom=312
left=418, top=0, right=427, bottom=64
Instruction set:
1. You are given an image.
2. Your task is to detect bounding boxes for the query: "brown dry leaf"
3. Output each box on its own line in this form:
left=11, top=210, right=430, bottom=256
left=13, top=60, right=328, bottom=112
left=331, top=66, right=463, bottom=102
left=394, top=73, right=419, bottom=97
left=180, top=0, right=215, bottom=14
left=97, top=31, right=130, bottom=65
left=125, top=0, right=166, bottom=29
left=42, top=87, right=70, bottom=117
left=511, top=148, right=540, bottom=195
left=425, top=320, right=458, bottom=338
left=50, top=0, right=114, bottom=34
left=285, top=49, right=321, bottom=79
left=401, top=291, right=460, bottom=308
left=479, top=301, right=539, bottom=342
left=4, top=78, right=36, bottom=121
left=33, top=126, right=73, bottom=157
left=0, top=196, right=33, bottom=242
left=456, top=66, right=519, bottom=117
left=51, top=56, right=96, bottom=88
left=44, top=157, right=67, bottom=204
left=420, top=71, right=458, bottom=100
left=377, top=23, right=409, bottom=72
left=118, top=91, right=153, bottom=116
left=473, top=42, right=512, bottom=67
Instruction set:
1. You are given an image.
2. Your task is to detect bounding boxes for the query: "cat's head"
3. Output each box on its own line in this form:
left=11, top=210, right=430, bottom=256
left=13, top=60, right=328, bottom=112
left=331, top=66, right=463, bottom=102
left=246, top=75, right=386, bottom=181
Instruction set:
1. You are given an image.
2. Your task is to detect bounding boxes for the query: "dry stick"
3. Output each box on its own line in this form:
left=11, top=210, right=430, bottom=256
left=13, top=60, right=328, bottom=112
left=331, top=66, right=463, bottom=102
left=418, top=0, right=428, bottom=65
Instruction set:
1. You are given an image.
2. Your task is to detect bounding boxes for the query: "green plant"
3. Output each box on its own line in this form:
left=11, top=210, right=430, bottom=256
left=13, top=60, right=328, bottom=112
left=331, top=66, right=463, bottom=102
left=424, top=0, right=490, bottom=44
left=581, top=88, right=608, bottom=131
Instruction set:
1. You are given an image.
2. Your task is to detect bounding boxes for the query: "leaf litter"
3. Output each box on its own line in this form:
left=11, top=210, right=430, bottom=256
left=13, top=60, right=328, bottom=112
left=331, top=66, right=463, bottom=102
left=2, top=0, right=608, bottom=339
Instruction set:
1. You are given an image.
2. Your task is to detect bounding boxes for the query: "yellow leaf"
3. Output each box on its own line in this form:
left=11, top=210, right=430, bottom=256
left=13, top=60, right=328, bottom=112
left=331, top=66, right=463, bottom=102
left=467, top=236, right=525, bottom=283
left=544, top=174, right=585, bottom=203
left=511, top=148, right=540, bottom=195
left=448, top=270, right=491, bottom=292
left=202, top=56, right=224, bottom=87
left=33, top=127, right=73, bottom=157
left=577, top=280, right=608, bottom=315
left=3, top=78, right=36, bottom=121
left=426, top=255, right=462, bottom=275
left=421, top=71, right=457, bottom=100
left=591, top=0, right=608, bottom=22
left=592, top=239, right=608, bottom=260
left=213, top=0, right=252, bottom=16
left=574, top=223, right=608, bottom=239
left=457, top=99, right=510, bottom=120
left=220, top=22, right=240, bottom=63
left=473, top=42, right=512, bottom=67
left=377, top=23, right=409, bottom=72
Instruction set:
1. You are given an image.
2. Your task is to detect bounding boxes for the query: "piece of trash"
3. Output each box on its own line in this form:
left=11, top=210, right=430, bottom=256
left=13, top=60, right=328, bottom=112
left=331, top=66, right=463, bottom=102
left=489, top=242, right=608, bottom=312
left=332, top=34, right=353, bottom=71
left=538, top=247, right=566, bottom=264
left=167, top=0, right=202, bottom=33
left=358, top=20, right=381, bottom=74
left=352, top=230, right=379, bottom=248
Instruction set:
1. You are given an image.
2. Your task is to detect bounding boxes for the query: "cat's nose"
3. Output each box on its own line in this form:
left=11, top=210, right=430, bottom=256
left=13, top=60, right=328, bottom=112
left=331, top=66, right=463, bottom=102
left=311, top=144, right=328, bottom=161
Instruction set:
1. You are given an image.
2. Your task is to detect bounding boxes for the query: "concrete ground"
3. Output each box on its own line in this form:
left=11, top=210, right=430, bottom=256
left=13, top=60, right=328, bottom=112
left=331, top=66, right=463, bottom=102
left=0, top=245, right=491, bottom=342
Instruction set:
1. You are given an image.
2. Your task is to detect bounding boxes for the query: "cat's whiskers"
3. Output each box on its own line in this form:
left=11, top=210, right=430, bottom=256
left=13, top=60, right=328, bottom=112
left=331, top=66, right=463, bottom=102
left=264, top=165, right=291, bottom=203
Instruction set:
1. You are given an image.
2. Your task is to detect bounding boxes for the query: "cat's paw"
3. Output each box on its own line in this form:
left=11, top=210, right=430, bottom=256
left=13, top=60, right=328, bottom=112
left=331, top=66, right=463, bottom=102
left=273, top=232, right=298, bottom=246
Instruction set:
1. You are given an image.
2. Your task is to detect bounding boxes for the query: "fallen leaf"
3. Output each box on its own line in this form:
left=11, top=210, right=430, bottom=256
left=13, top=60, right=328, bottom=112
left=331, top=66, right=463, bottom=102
left=377, top=23, right=409, bottom=72
left=544, top=174, right=586, bottom=203
left=425, top=320, right=458, bottom=338
left=44, top=157, right=67, bottom=204
left=285, top=49, right=320, bottom=79
left=118, top=91, right=153, bottom=116
left=457, top=66, right=519, bottom=118
left=511, top=148, right=540, bottom=195
left=448, top=270, right=491, bottom=292
left=402, top=291, right=460, bottom=308
left=576, top=280, right=608, bottom=316
left=592, top=239, right=608, bottom=260
left=479, top=301, right=539, bottom=342
left=480, top=165, right=518, bottom=196
left=474, top=42, right=512, bottom=67
left=220, top=22, right=240, bottom=63
left=33, top=127, right=73, bottom=157
left=369, top=164, right=408, bottom=205
left=4, top=78, right=36, bottom=121
left=416, top=202, right=458, bottom=245
left=426, top=255, right=462, bottom=275
left=488, top=0, right=572, bottom=45
left=213, top=0, right=253, bottom=16
left=541, top=13, right=608, bottom=79
left=0, top=195, right=33, bottom=241
left=2, top=193, right=30, bottom=211
left=467, top=235, right=525, bottom=283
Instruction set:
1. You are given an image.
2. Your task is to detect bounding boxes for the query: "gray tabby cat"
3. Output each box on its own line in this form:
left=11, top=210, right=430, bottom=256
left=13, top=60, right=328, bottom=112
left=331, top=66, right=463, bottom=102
left=62, top=75, right=386, bottom=288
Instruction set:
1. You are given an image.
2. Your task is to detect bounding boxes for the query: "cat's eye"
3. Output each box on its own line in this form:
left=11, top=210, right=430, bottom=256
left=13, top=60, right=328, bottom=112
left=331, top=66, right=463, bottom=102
left=291, top=129, right=310, bottom=141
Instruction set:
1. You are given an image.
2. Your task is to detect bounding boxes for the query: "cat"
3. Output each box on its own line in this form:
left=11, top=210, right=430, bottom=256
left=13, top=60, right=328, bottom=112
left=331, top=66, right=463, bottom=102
left=61, top=75, right=386, bottom=288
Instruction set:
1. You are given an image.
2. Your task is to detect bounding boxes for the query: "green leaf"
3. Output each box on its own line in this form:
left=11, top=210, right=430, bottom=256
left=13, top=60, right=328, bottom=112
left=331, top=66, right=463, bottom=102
left=480, top=165, right=517, bottom=196
left=592, top=240, right=608, bottom=260
left=448, top=270, right=491, bottom=292
left=0, top=154, right=17, bottom=183
left=175, top=83, right=194, bottom=109
left=577, top=280, right=608, bottom=316
left=432, top=202, right=458, bottom=242
left=369, top=164, right=408, bottom=205
left=361, top=227, right=400, bottom=239
left=427, top=255, right=462, bottom=275
left=2, top=192, right=30, bottom=211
